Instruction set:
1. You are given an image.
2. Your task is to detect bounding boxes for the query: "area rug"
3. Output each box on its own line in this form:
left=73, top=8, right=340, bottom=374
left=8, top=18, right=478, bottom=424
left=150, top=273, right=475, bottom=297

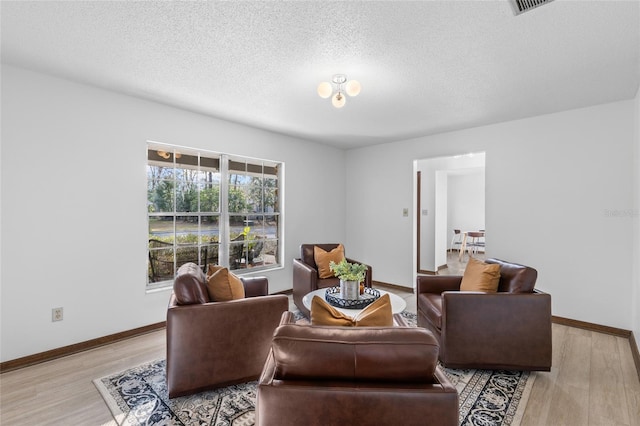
left=94, top=312, right=535, bottom=426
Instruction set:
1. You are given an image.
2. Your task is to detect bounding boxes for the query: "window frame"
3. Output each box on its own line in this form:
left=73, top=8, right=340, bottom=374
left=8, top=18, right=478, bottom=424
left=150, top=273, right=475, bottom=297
left=146, top=142, right=284, bottom=290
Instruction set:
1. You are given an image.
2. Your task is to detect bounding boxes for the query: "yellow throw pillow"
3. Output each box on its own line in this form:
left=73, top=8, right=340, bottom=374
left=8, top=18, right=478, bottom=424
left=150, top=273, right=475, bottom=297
left=310, top=294, right=393, bottom=327
left=206, top=265, right=246, bottom=301
left=314, top=244, right=345, bottom=279
left=311, top=296, right=353, bottom=326
left=354, top=294, right=393, bottom=327
left=460, top=257, right=501, bottom=292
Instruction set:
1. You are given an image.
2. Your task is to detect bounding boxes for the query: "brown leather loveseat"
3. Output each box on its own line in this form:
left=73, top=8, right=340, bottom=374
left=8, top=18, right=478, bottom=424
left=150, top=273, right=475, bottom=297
left=417, top=258, right=552, bottom=371
left=166, top=263, right=289, bottom=398
left=257, top=312, right=459, bottom=426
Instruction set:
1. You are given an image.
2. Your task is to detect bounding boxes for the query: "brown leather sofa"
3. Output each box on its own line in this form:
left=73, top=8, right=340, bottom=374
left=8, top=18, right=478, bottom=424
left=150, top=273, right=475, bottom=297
left=292, top=243, right=372, bottom=317
left=417, top=258, right=552, bottom=371
left=257, top=312, right=459, bottom=426
left=166, top=263, right=289, bottom=398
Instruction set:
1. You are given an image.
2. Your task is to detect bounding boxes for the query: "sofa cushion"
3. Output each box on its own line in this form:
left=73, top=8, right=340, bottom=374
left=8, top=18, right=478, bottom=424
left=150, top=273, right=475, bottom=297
left=313, top=244, right=345, bottom=279
left=310, top=294, right=393, bottom=327
left=271, top=324, right=439, bottom=383
left=206, top=265, right=245, bottom=301
left=173, top=262, right=210, bottom=305
left=460, top=257, right=501, bottom=292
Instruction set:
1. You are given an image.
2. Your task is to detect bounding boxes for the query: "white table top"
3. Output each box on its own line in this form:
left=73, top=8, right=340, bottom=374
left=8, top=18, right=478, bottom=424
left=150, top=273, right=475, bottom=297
left=302, top=288, right=407, bottom=317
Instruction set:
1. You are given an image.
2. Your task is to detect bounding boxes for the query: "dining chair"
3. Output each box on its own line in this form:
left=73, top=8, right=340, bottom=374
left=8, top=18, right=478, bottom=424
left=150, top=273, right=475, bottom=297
left=466, top=231, right=485, bottom=255
left=449, top=229, right=462, bottom=253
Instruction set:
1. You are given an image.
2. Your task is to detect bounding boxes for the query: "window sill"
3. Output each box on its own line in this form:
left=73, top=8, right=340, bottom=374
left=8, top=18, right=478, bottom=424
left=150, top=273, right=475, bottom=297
left=146, top=281, right=173, bottom=294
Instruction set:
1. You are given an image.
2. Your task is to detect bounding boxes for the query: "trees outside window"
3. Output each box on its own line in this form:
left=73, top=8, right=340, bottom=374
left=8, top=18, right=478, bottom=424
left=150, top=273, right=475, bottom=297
left=147, top=145, right=282, bottom=287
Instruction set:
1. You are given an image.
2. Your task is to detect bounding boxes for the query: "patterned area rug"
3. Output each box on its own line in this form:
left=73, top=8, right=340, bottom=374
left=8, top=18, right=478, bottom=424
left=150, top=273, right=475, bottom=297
left=94, top=312, right=535, bottom=426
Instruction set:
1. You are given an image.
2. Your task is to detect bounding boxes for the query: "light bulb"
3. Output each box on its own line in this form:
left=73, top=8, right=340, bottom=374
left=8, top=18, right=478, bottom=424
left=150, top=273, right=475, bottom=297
left=317, top=82, right=332, bottom=99
left=345, top=80, right=361, bottom=97
left=332, top=92, right=346, bottom=108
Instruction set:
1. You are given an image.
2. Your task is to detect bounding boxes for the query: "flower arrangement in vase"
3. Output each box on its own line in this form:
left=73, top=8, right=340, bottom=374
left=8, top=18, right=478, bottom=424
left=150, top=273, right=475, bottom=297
left=329, top=259, right=367, bottom=300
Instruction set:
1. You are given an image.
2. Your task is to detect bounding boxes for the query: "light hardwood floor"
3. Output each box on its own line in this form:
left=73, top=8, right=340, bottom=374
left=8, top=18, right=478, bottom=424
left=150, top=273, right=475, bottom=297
left=1, top=273, right=639, bottom=425
left=416, top=252, right=640, bottom=426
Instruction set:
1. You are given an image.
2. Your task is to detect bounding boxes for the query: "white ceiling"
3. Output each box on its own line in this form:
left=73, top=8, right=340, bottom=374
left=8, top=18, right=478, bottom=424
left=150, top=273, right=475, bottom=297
left=2, top=1, right=639, bottom=149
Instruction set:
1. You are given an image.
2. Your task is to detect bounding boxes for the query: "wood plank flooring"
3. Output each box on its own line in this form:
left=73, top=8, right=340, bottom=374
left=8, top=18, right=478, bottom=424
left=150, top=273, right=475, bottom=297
left=1, top=286, right=638, bottom=425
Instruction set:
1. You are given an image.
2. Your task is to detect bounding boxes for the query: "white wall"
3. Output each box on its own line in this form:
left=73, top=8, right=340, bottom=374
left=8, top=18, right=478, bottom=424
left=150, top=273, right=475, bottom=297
left=448, top=171, right=486, bottom=242
left=0, top=65, right=347, bottom=362
left=346, top=100, right=636, bottom=330
left=434, top=170, right=447, bottom=268
left=2, top=65, right=637, bottom=362
left=416, top=156, right=449, bottom=272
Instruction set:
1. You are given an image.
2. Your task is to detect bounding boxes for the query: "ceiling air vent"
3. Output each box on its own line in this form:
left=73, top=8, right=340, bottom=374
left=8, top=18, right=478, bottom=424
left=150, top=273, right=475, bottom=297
left=510, top=0, right=554, bottom=16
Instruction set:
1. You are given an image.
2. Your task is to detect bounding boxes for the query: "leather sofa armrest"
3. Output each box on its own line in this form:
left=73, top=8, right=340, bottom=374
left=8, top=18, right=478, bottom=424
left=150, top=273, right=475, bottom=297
left=441, top=290, right=552, bottom=370
left=258, top=347, right=277, bottom=387
left=168, top=293, right=179, bottom=309
left=279, top=311, right=296, bottom=325
left=417, top=275, right=462, bottom=294
left=241, top=276, right=269, bottom=297
left=293, top=258, right=318, bottom=317
left=433, top=366, right=457, bottom=394
left=346, top=257, right=373, bottom=288
left=393, top=313, right=408, bottom=326
left=442, top=290, right=551, bottom=321
left=293, top=258, right=318, bottom=293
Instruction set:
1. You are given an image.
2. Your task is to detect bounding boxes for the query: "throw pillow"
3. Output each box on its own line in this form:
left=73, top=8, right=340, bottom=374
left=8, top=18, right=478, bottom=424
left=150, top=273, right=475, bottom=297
left=311, top=296, right=353, bottom=326
left=310, top=293, right=393, bottom=327
left=314, top=244, right=345, bottom=279
left=206, top=265, right=245, bottom=301
left=460, top=257, right=501, bottom=292
left=354, top=293, right=393, bottom=327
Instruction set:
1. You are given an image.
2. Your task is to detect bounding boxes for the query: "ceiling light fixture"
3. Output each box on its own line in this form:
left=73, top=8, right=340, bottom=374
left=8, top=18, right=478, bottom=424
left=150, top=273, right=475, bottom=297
left=156, top=150, right=182, bottom=160
left=317, top=74, right=361, bottom=108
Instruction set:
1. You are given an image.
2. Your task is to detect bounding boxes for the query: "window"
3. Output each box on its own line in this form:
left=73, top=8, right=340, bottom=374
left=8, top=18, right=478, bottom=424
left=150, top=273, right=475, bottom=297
left=147, top=144, right=282, bottom=287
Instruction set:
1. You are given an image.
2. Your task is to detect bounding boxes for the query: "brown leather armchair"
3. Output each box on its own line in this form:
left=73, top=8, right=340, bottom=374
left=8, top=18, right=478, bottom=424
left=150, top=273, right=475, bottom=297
left=257, top=312, right=459, bottom=426
left=166, top=263, right=289, bottom=398
left=417, top=258, right=552, bottom=371
left=292, top=243, right=372, bottom=317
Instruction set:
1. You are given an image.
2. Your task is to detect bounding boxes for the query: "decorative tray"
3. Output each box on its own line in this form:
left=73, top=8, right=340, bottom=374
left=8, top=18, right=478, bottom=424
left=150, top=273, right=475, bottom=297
left=325, top=286, right=381, bottom=310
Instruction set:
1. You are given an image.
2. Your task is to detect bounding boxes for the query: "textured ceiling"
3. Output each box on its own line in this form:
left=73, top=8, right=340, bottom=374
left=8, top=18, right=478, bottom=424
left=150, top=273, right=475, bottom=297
left=1, top=1, right=639, bottom=149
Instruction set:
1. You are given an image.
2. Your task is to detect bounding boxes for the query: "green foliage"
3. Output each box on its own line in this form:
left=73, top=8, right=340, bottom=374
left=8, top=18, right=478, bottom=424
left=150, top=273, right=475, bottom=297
left=228, top=187, right=248, bottom=213
left=329, top=259, right=367, bottom=282
left=148, top=167, right=274, bottom=215
left=176, top=233, right=198, bottom=244
left=148, top=179, right=223, bottom=213
left=148, top=180, right=174, bottom=212
left=199, top=186, right=220, bottom=212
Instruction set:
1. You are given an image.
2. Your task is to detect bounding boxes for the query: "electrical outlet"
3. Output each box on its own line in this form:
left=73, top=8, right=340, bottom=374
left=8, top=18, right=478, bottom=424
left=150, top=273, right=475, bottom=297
left=52, top=307, right=63, bottom=322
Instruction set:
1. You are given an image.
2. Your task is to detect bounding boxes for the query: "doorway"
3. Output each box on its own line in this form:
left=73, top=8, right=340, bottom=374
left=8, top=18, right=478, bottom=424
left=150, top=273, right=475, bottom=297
left=415, top=153, right=486, bottom=274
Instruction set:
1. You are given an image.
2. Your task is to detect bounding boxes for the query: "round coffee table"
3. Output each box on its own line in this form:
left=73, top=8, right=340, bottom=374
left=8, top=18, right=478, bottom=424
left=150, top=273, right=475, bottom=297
left=302, top=288, right=407, bottom=317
